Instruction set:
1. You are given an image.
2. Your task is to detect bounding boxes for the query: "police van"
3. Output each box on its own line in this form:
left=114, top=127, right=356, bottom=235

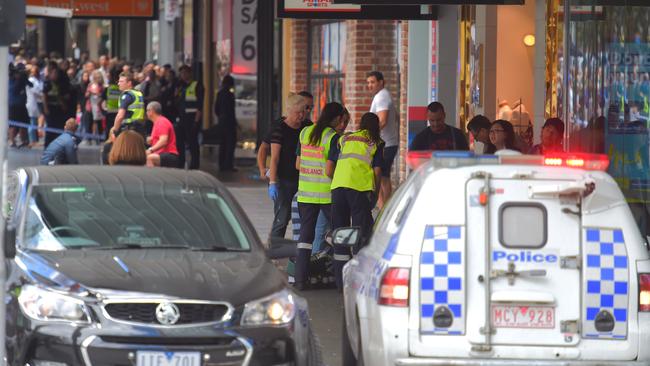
left=336, top=151, right=650, bottom=366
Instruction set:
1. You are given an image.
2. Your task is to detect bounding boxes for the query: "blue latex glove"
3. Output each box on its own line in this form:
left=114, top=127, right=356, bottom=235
left=268, top=183, right=279, bottom=201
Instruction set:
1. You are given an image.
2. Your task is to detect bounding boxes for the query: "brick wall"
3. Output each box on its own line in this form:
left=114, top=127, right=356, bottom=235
left=398, top=21, right=409, bottom=183
left=344, top=20, right=399, bottom=131
left=289, top=19, right=309, bottom=94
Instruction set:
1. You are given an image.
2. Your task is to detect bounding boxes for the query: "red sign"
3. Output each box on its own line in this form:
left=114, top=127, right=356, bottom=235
left=27, top=0, right=156, bottom=18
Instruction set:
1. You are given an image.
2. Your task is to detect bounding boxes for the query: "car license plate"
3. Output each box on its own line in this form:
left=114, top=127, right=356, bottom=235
left=492, top=305, right=554, bottom=329
left=136, top=351, right=201, bottom=366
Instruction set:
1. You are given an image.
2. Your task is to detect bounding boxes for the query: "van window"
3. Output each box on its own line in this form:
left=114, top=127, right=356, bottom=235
left=499, top=203, right=547, bottom=248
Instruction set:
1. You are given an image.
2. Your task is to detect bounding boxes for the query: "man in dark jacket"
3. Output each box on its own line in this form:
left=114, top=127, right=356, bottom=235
left=214, top=74, right=237, bottom=172
left=40, top=118, right=78, bottom=165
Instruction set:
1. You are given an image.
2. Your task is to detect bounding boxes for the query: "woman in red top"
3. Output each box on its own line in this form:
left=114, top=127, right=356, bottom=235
left=145, top=101, right=179, bottom=168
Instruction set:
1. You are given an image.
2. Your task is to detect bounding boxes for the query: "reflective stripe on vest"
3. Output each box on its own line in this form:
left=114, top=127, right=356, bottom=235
left=297, top=125, right=336, bottom=204
left=124, top=89, right=145, bottom=124
left=106, top=84, right=120, bottom=113
left=331, top=130, right=377, bottom=192
left=184, top=81, right=198, bottom=114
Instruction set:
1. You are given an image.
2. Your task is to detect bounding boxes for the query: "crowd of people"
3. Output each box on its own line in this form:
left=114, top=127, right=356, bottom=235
left=258, top=70, right=570, bottom=291
left=7, top=51, right=238, bottom=170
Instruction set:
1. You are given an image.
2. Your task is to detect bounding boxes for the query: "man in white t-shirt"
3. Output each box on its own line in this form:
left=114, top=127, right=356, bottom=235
left=367, top=71, right=398, bottom=208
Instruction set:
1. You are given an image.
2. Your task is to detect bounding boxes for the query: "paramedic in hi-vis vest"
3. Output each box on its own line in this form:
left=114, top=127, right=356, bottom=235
left=104, top=68, right=121, bottom=136
left=294, top=102, right=346, bottom=290
left=112, top=72, right=146, bottom=138
left=328, top=112, right=384, bottom=290
left=177, top=65, right=204, bottom=169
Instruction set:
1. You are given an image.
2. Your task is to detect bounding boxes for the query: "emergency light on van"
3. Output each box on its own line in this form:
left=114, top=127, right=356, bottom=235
left=406, top=151, right=610, bottom=171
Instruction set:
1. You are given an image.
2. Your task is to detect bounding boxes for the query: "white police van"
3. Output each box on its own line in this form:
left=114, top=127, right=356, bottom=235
left=336, top=151, right=650, bottom=366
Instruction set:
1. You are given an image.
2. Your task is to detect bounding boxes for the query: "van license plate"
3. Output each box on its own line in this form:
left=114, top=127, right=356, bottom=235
left=492, top=305, right=554, bottom=329
left=136, top=351, right=201, bottom=366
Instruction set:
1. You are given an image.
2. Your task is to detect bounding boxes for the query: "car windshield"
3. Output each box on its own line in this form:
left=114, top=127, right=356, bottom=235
left=21, top=184, right=251, bottom=252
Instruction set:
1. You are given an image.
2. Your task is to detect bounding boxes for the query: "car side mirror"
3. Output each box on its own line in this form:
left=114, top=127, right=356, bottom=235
left=331, top=227, right=362, bottom=247
left=4, top=222, right=16, bottom=259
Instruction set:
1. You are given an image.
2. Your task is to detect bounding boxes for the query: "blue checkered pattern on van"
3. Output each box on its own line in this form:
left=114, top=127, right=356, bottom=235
left=583, top=228, right=628, bottom=340
left=420, top=226, right=465, bottom=335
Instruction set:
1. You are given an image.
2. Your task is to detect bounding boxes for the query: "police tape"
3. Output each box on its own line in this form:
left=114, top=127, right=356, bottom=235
left=8, top=120, right=105, bottom=141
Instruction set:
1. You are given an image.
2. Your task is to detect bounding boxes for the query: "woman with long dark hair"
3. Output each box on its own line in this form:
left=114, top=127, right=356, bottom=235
left=486, top=119, right=520, bottom=153
left=293, top=101, right=345, bottom=290
left=328, top=112, right=384, bottom=290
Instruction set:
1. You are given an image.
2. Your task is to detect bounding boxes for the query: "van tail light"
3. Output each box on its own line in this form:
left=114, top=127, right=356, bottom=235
left=379, top=268, right=410, bottom=307
left=640, top=274, right=650, bottom=312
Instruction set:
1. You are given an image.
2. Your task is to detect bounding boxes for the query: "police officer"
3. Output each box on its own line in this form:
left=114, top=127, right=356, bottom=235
left=104, top=67, right=121, bottom=135
left=112, top=71, right=146, bottom=138
left=176, top=65, right=204, bottom=169
left=294, top=102, right=345, bottom=290
left=328, top=112, right=384, bottom=290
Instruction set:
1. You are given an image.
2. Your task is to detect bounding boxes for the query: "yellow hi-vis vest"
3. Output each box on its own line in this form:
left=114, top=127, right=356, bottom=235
left=331, top=130, right=378, bottom=192
left=184, top=81, right=199, bottom=114
left=297, top=125, right=337, bottom=204
left=124, top=89, right=145, bottom=124
left=106, top=84, right=120, bottom=113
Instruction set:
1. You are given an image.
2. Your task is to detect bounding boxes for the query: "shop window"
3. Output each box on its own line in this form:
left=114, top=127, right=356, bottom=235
left=554, top=2, right=650, bottom=236
left=308, top=21, right=347, bottom=117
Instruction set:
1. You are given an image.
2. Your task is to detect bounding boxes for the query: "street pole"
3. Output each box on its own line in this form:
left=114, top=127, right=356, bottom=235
left=0, top=45, right=9, bottom=363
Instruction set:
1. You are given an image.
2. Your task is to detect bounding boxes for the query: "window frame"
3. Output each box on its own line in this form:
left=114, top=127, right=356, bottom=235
left=498, top=202, right=548, bottom=249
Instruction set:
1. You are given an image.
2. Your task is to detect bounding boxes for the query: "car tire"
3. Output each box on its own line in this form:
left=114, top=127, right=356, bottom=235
left=308, top=326, right=324, bottom=366
left=342, top=313, right=357, bottom=366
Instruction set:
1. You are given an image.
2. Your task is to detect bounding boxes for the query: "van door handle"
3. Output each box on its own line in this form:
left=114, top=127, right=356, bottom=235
left=490, top=262, right=547, bottom=285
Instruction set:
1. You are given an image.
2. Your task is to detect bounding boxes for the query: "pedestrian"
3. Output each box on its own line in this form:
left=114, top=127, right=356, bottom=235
left=486, top=120, right=519, bottom=154
left=409, top=102, right=469, bottom=151
left=145, top=101, right=179, bottom=168
left=112, top=71, right=146, bottom=138
left=329, top=112, right=384, bottom=290
left=293, top=102, right=345, bottom=290
left=8, top=63, right=30, bottom=148
left=108, top=130, right=147, bottom=166
left=40, top=118, right=79, bottom=165
left=214, top=74, right=238, bottom=172
left=268, top=93, right=309, bottom=239
left=529, top=118, right=565, bottom=155
left=86, top=70, right=105, bottom=143
left=42, top=62, right=71, bottom=147
left=176, top=65, right=204, bottom=169
left=367, top=71, right=398, bottom=209
left=257, top=91, right=314, bottom=180
left=467, top=114, right=492, bottom=154
left=159, top=67, right=178, bottom=124
left=104, top=67, right=121, bottom=136
left=25, top=64, right=43, bottom=147
left=77, top=70, right=93, bottom=144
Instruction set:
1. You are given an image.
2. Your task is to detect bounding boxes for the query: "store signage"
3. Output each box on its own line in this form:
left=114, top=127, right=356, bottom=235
left=278, top=0, right=436, bottom=19
left=232, top=0, right=257, bottom=75
left=284, top=0, right=360, bottom=12
left=25, top=0, right=156, bottom=18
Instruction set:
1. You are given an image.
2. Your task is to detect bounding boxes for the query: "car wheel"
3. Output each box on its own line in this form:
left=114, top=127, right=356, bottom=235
left=342, top=313, right=357, bottom=366
left=307, top=326, right=324, bottom=366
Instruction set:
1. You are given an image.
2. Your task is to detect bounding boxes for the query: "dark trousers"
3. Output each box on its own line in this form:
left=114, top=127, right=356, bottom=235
left=218, top=124, right=237, bottom=170
left=270, top=180, right=298, bottom=239
left=44, top=108, right=66, bottom=148
left=176, top=114, right=200, bottom=169
left=105, top=113, right=117, bottom=137
left=295, top=202, right=332, bottom=285
left=331, top=187, right=375, bottom=290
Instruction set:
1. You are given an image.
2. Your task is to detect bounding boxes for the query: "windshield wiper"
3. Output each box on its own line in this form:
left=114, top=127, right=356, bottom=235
left=91, top=243, right=145, bottom=250
left=191, top=245, right=248, bottom=252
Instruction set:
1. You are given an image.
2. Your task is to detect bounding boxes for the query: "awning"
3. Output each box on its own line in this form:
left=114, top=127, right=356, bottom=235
left=332, top=0, right=524, bottom=4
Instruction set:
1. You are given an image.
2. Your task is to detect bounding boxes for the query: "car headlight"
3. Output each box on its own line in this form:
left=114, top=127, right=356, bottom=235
left=18, top=285, right=91, bottom=323
left=241, top=289, right=295, bottom=326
